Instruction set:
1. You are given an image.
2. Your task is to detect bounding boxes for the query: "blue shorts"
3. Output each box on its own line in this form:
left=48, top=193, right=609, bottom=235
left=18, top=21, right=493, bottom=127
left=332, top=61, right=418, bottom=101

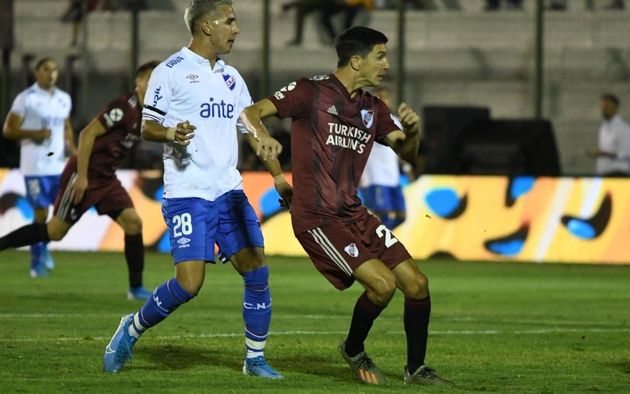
left=162, top=190, right=264, bottom=264
left=23, top=175, right=61, bottom=209
left=359, top=185, right=406, bottom=214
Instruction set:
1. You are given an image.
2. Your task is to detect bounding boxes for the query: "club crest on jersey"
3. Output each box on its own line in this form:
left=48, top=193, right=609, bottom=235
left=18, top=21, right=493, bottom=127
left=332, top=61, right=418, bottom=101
left=344, top=243, right=359, bottom=258
left=360, top=109, right=374, bottom=128
left=223, top=74, right=236, bottom=90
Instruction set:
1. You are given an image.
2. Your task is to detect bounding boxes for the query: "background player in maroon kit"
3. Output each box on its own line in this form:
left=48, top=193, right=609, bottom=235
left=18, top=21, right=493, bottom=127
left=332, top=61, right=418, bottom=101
left=0, top=61, right=159, bottom=301
left=242, top=26, right=452, bottom=385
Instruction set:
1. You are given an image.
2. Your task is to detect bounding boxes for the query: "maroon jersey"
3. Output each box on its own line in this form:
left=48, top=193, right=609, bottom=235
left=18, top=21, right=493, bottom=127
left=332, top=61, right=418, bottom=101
left=268, top=74, right=399, bottom=234
left=66, top=92, right=141, bottom=182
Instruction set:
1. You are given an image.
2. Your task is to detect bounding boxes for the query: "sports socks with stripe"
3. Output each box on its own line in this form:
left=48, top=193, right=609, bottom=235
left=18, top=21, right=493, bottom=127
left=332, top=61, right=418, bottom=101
left=128, top=278, right=194, bottom=339
left=242, top=266, right=272, bottom=359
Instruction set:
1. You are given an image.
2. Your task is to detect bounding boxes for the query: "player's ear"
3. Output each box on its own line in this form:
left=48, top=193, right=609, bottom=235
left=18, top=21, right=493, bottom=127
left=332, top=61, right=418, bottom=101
left=350, top=55, right=362, bottom=71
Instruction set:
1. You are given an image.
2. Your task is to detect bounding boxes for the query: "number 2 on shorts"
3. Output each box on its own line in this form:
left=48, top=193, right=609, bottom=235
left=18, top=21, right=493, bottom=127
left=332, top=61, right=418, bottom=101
left=376, top=224, right=398, bottom=248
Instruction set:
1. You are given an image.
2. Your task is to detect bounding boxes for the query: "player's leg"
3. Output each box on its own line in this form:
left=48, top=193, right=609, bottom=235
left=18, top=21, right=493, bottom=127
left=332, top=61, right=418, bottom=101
left=392, top=259, right=452, bottom=385
left=297, top=223, right=391, bottom=384
left=103, top=197, right=210, bottom=373
left=216, top=190, right=282, bottom=379
left=112, top=207, right=150, bottom=300
left=345, top=258, right=397, bottom=355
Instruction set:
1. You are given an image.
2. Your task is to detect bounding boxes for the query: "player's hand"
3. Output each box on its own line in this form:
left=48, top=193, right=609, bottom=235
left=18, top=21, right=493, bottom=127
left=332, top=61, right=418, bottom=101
left=70, top=174, right=88, bottom=204
left=32, top=128, right=51, bottom=144
left=585, top=148, right=599, bottom=158
left=174, top=121, right=196, bottom=146
left=398, top=103, right=420, bottom=134
left=274, top=179, right=293, bottom=210
left=256, top=136, right=283, bottom=161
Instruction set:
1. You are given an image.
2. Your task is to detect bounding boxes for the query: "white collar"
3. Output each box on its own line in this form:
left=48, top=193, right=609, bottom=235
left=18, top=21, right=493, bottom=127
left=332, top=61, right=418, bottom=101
left=181, top=47, right=225, bottom=72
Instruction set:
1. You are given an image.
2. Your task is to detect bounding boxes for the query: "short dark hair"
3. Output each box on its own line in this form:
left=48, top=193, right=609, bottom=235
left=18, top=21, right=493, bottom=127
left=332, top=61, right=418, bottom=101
left=35, top=57, right=55, bottom=70
left=135, top=60, right=160, bottom=78
left=601, top=93, right=620, bottom=107
left=335, top=26, right=388, bottom=67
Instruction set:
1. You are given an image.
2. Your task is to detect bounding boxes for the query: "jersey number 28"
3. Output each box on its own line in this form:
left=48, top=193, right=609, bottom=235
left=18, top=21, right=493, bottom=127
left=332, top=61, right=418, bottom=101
left=173, top=213, right=193, bottom=237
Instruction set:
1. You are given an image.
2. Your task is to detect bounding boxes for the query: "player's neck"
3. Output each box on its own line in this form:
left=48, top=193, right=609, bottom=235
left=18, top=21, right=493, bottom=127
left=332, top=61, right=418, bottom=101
left=188, top=39, right=219, bottom=68
left=333, top=69, right=365, bottom=98
left=35, top=82, right=54, bottom=94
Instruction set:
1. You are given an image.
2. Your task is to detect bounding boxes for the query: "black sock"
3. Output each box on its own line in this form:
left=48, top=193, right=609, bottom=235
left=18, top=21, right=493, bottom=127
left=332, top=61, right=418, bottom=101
left=404, top=295, right=431, bottom=373
left=345, top=292, right=386, bottom=357
left=124, top=233, right=144, bottom=288
left=0, top=223, right=49, bottom=251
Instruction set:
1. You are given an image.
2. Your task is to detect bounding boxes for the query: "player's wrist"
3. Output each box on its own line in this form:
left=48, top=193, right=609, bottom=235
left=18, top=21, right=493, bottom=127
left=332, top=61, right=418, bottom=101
left=165, top=127, right=176, bottom=142
left=273, top=174, right=286, bottom=184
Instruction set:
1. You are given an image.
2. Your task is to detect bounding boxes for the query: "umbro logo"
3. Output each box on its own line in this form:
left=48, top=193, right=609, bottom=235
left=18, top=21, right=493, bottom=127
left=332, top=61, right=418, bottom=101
left=327, top=105, right=338, bottom=115
left=177, top=237, right=191, bottom=248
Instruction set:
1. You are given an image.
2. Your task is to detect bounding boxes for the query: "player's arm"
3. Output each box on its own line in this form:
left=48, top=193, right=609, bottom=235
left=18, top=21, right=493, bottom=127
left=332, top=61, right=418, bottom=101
left=2, top=112, right=51, bottom=142
left=383, top=103, right=421, bottom=163
left=244, top=132, right=293, bottom=209
left=241, top=98, right=282, bottom=160
left=70, top=118, right=107, bottom=204
left=64, top=117, right=77, bottom=155
left=141, top=119, right=196, bottom=146
left=242, top=99, right=292, bottom=208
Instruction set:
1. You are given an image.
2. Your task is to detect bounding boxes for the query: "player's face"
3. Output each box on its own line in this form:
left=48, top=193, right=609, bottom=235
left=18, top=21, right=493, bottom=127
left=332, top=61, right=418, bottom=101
left=600, top=99, right=617, bottom=120
left=360, top=44, right=390, bottom=87
left=207, top=5, right=239, bottom=55
left=135, top=69, right=153, bottom=107
left=35, top=60, right=58, bottom=90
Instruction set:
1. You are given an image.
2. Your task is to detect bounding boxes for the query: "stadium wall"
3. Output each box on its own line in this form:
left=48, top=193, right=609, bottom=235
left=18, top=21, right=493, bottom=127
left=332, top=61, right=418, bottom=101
left=0, top=169, right=628, bottom=264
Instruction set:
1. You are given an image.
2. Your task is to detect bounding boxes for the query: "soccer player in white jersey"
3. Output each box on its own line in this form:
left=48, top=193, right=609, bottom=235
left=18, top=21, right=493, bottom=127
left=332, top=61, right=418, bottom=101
left=2, top=57, right=76, bottom=277
left=103, top=0, right=288, bottom=379
left=360, top=86, right=408, bottom=229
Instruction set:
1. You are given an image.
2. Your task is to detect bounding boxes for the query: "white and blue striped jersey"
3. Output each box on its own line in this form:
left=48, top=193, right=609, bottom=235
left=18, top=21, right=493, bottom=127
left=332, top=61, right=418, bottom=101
left=9, top=83, right=72, bottom=176
left=142, top=47, right=253, bottom=201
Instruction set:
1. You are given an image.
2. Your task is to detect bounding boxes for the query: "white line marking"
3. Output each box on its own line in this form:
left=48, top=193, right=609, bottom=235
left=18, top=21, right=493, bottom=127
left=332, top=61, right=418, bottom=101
left=1, top=327, right=628, bottom=343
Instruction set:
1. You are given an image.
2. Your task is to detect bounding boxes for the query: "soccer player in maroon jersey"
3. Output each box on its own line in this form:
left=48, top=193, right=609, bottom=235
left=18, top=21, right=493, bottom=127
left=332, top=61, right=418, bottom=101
left=0, top=61, right=160, bottom=301
left=241, top=26, right=452, bottom=386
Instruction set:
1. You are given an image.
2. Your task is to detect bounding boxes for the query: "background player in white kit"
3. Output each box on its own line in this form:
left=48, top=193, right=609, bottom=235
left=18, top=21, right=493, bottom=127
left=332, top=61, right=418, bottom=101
left=103, top=0, right=287, bottom=379
left=359, top=86, right=409, bottom=230
left=2, top=57, right=76, bottom=277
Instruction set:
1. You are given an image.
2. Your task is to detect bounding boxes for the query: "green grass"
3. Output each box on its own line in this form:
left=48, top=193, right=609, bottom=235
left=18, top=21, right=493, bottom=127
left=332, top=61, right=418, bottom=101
left=0, top=251, right=629, bottom=393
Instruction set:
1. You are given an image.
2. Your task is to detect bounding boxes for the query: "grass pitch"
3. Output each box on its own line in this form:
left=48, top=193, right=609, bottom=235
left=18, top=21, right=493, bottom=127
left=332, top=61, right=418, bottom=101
left=0, top=251, right=629, bottom=393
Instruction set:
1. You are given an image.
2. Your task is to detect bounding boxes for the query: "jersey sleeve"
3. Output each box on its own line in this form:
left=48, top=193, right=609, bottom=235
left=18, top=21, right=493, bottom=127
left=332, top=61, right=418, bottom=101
left=97, top=95, right=135, bottom=134
left=374, top=99, right=401, bottom=142
left=142, top=64, right=171, bottom=124
left=9, top=91, right=27, bottom=117
left=235, top=73, right=253, bottom=135
left=267, top=78, right=313, bottom=119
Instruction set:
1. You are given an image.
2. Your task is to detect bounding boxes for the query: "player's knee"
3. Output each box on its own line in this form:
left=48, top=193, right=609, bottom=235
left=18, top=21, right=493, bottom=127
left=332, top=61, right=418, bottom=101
left=46, top=221, right=69, bottom=241
left=178, top=279, right=203, bottom=296
left=404, top=272, right=429, bottom=299
left=47, top=229, right=65, bottom=241
left=175, top=273, right=204, bottom=296
left=123, top=215, right=143, bottom=235
left=370, top=276, right=397, bottom=305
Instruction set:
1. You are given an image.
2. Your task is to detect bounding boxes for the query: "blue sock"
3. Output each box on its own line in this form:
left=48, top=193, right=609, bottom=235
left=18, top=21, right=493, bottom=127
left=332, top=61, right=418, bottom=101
left=129, top=278, right=194, bottom=338
left=30, top=242, right=45, bottom=270
left=243, top=266, right=271, bottom=358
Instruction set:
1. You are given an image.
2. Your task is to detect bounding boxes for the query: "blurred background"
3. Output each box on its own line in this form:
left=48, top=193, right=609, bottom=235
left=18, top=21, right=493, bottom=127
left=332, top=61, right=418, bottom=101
left=2, top=0, right=630, bottom=262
